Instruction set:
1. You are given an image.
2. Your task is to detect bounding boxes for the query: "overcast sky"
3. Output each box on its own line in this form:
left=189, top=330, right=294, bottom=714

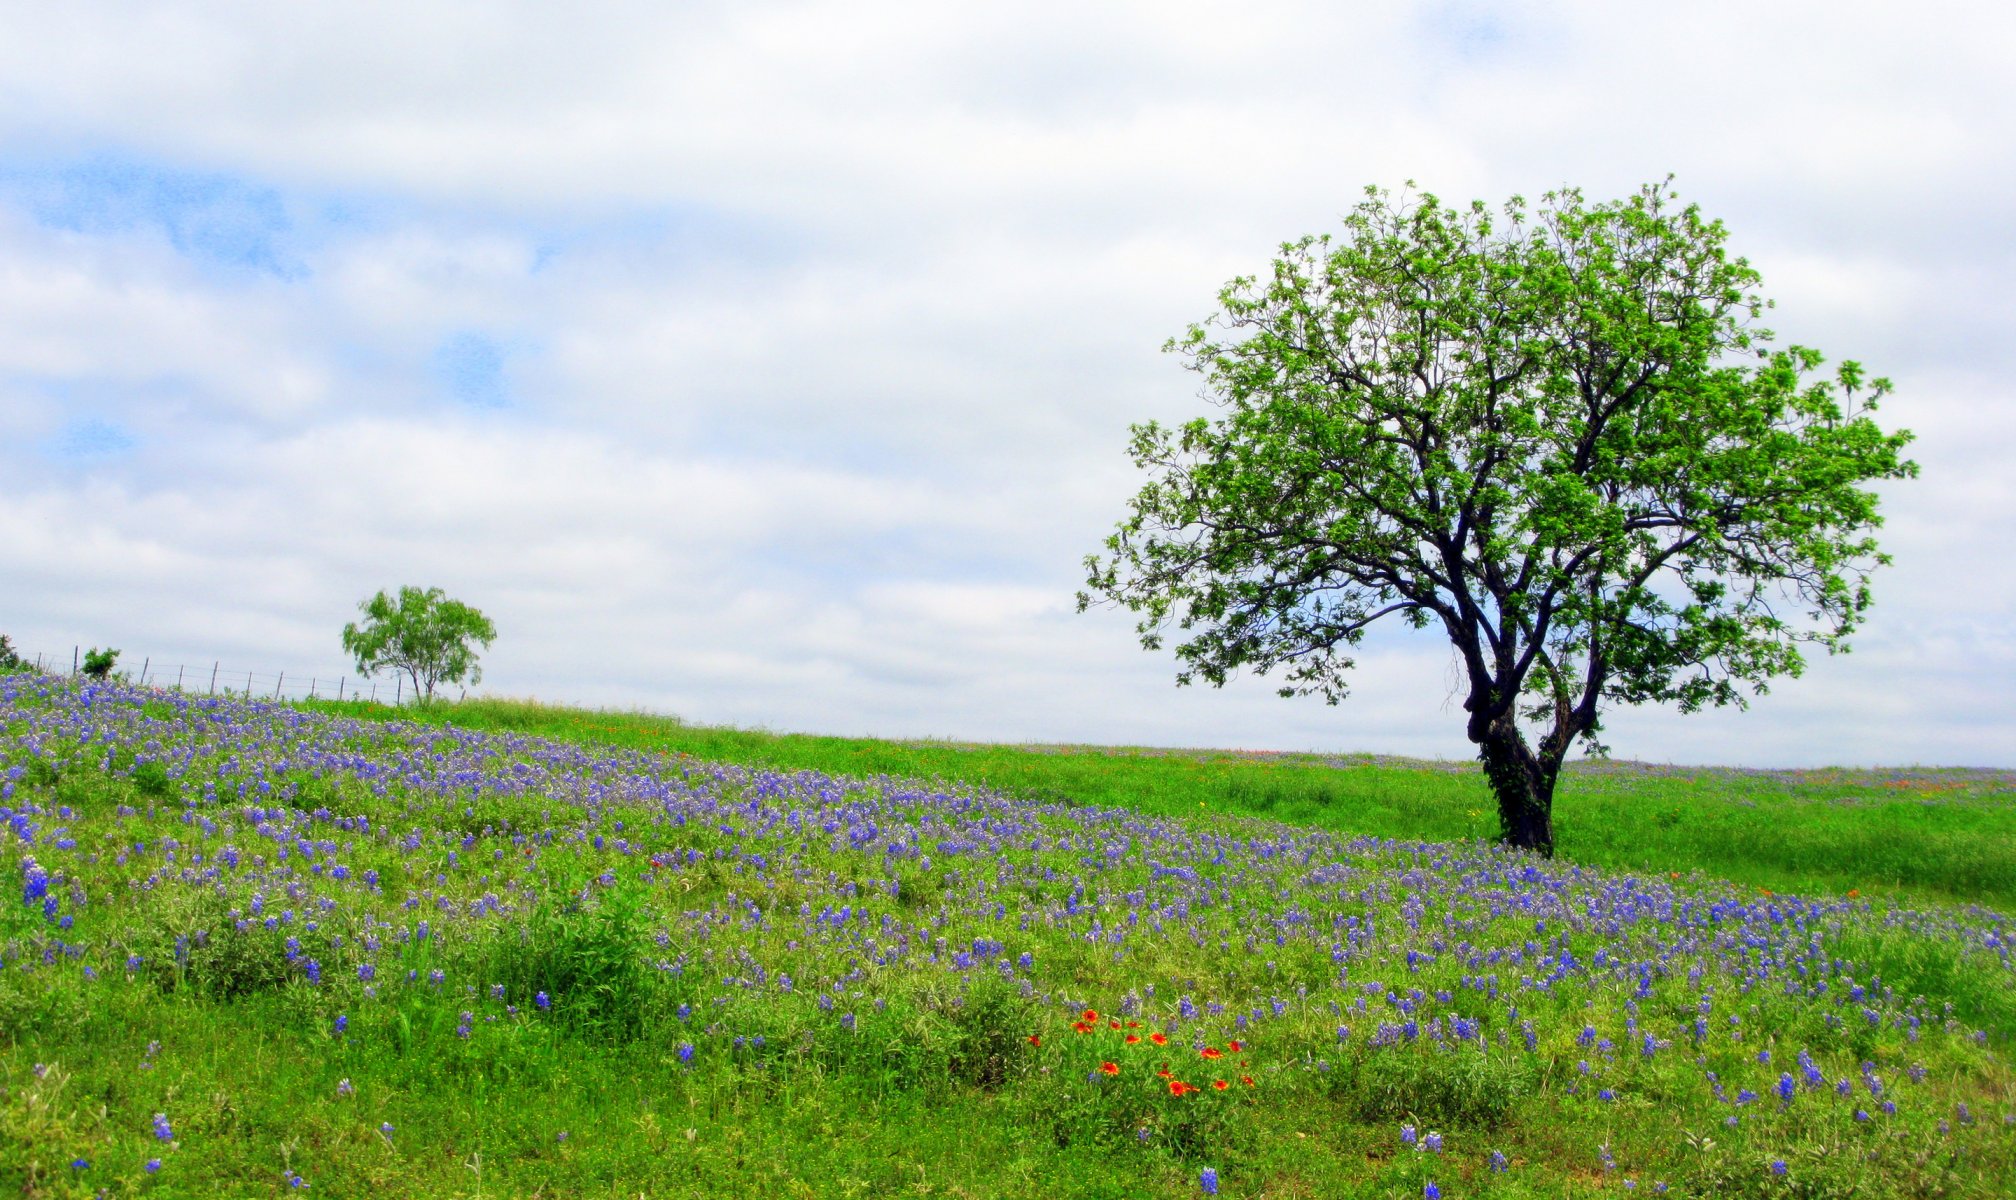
left=1, top=1, right=2010, bottom=768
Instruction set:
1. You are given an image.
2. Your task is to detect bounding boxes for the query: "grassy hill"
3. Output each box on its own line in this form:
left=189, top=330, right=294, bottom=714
left=2, top=677, right=2011, bottom=1197
left=330, top=696, right=2016, bottom=911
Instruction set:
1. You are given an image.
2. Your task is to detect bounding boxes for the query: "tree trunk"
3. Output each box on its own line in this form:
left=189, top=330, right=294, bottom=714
left=1472, top=717, right=1557, bottom=857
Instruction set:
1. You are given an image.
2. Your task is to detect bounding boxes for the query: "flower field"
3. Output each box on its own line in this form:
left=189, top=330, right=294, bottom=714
left=2, top=673, right=2012, bottom=1197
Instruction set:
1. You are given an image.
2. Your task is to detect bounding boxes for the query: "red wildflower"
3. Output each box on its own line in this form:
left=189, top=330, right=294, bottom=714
left=1149, top=1032, right=1168, bottom=1046
left=1157, top=1067, right=1172, bottom=1078
left=1100, top=1062, right=1120, bottom=1076
left=1201, top=1047, right=1223, bottom=1059
left=1072, top=1022, right=1091, bottom=1034
left=1027, top=1035, right=1041, bottom=1046
left=1083, top=1009, right=1098, bottom=1022
left=1127, top=1021, right=1141, bottom=1028
left=1227, top=1040, right=1244, bottom=1052
left=1241, top=1075, right=1255, bottom=1087
left=1124, top=1034, right=1142, bottom=1045
left=1109, top=1019, right=1121, bottom=1029
left=1168, top=1080, right=1193, bottom=1096
left=1213, top=1080, right=1229, bottom=1090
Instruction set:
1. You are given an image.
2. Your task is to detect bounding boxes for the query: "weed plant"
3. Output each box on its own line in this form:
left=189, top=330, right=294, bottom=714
left=1, top=675, right=2011, bottom=1197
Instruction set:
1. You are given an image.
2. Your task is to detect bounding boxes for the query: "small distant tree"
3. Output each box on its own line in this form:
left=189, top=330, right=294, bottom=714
left=80, top=647, right=120, bottom=680
left=340, top=586, right=496, bottom=705
left=0, top=635, right=25, bottom=673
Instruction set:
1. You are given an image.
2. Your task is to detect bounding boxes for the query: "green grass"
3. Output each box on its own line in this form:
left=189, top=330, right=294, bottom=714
left=314, top=695, right=2016, bottom=912
left=5, top=679, right=2012, bottom=1197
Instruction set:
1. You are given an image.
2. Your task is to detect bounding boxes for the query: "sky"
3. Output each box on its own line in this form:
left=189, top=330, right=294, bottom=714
left=1, top=0, right=2010, bottom=768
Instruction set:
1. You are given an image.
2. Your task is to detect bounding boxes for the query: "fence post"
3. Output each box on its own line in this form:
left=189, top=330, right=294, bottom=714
left=274, top=671, right=284, bottom=699
left=395, top=676, right=402, bottom=705
left=370, top=680, right=377, bottom=702
left=210, top=662, right=219, bottom=695
left=246, top=670, right=253, bottom=696
left=337, top=678, right=345, bottom=701
left=139, top=657, right=150, bottom=686
left=309, top=677, right=317, bottom=699
left=73, top=646, right=79, bottom=676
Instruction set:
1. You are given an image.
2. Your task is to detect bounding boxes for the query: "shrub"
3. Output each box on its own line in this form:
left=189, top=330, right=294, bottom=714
left=80, top=648, right=119, bottom=680
left=1334, top=1046, right=1532, bottom=1129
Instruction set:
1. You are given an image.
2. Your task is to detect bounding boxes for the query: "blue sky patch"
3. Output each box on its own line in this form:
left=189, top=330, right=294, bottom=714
left=434, top=332, right=508, bottom=408
left=0, top=154, right=303, bottom=278
left=48, top=417, right=136, bottom=461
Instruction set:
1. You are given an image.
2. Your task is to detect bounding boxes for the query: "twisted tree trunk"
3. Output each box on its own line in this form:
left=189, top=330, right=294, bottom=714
left=1472, top=715, right=1557, bottom=857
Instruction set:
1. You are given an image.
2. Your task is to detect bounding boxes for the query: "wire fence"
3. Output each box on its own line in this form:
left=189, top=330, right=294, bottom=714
left=15, top=645, right=430, bottom=706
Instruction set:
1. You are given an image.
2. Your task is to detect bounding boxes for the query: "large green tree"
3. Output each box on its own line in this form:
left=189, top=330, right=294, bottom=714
left=1080, top=177, right=1916, bottom=857
left=341, top=586, right=496, bottom=705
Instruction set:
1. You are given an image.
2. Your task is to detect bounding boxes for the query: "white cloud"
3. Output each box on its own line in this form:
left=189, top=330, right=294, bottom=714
left=0, top=0, right=2009, bottom=768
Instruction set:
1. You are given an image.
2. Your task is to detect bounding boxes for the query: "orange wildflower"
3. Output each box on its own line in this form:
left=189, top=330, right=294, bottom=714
left=1125, top=1034, right=1142, bottom=1044
left=1149, top=1032, right=1168, bottom=1046
left=1100, top=1061, right=1120, bottom=1076
left=1201, top=1047, right=1224, bottom=1059
left=1083, top=1009, right=1098, bottom=1022
left=1212, top=1079, right=1229, bottom=1090
left=1027, top=1035, right=1041, bottom=1047
left=1227, top=1040, right=1243, bottom=1052
left=1241, top=1075, right=1255, bottom=1087
left=1168, top=1080, right=1193, bottom=1096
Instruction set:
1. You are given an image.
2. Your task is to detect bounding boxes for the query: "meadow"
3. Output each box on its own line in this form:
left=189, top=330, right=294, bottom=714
left=2, top=675, right=2012, bottom=1197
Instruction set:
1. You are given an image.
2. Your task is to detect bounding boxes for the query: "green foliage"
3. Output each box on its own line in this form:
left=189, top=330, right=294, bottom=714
left=936, top=978, right=1038, bottom=1091
left=79, top=647, right=119, bottom=680
left=340, top=585, right=496, bottom=705
left=490, top=875, right=650, bottom=1043
left=1079, top=176, right=1918, bottom=855
left=0, top=634, right=24, bottom=673
left=130, top=760, right=174, bottom=799
left=1331, top=1046, right=1534, bottom=1129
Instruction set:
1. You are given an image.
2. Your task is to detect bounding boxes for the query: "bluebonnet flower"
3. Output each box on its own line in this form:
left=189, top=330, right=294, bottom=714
left=1199, top=1166, right=1219, bottom=1194
left=677, top=1042, right=695, bottom=1064
left=1424, top=1183, right=1440, bottom=1200
left=1400, top=1124, right=1417, bottom=1146
left=334, top=1015, right=347, bottom=1034
left=1489, top=1150, right=1508, bottom=1172
left=1423, top=1131, right=1442, bottom=1153
left=146, top=1158, right=162, bottom=1173
left=1770, top=1160, right=1788, bottom=1176
left=535, top=991, right=551, bottom=1010
left=152, top=1112, right=173, bottom=1141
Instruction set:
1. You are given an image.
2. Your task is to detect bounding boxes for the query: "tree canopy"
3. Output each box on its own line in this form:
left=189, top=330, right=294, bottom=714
left=341, top=586, right=496, bottom=705
left=1080, top=177, right=1916, bottom=856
